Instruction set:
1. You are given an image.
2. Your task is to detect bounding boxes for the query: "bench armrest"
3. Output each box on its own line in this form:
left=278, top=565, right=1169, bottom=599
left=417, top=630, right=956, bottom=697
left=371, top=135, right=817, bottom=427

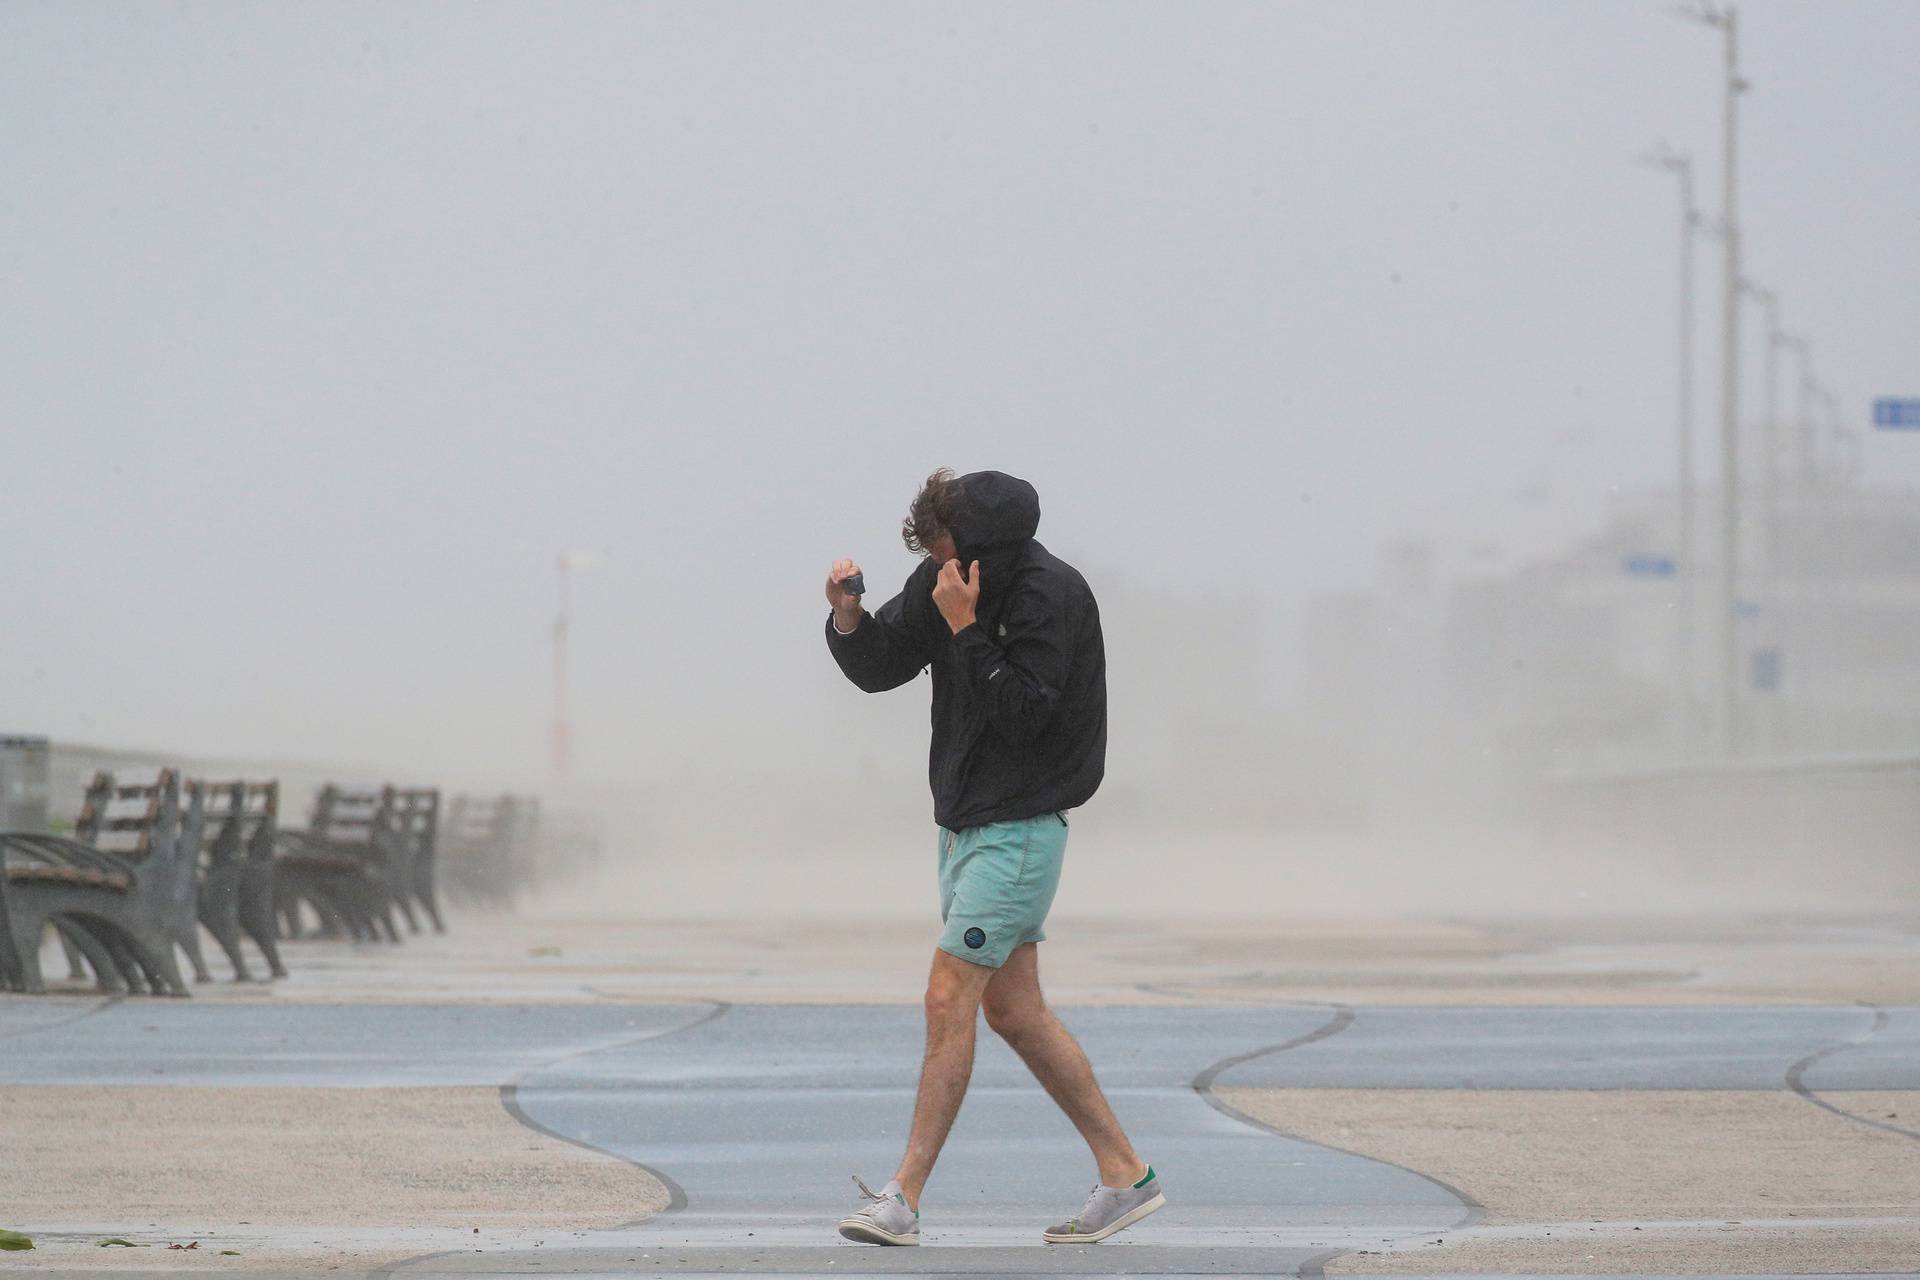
left=0, top=833, right=143, bottom=879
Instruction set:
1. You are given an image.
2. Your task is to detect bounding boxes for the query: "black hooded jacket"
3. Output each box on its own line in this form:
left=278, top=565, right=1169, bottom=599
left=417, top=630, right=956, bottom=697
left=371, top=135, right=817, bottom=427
left=826, top=471, right=1107, bottom=830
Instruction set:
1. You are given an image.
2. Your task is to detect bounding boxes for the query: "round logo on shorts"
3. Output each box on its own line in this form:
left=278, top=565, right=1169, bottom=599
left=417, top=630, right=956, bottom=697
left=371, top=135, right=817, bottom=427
left=963, top=926, right=986, bottom=950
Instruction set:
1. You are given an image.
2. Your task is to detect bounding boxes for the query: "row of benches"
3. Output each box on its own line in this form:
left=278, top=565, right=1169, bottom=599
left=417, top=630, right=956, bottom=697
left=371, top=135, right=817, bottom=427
left=0, top=771, right=540, bottom=995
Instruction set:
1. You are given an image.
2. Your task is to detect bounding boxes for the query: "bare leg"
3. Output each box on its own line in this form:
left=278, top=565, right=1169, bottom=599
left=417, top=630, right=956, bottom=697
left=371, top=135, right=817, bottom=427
left=983, top=942, right=1145, bottom=1187
left=892, top=948, right=996, bottom=1210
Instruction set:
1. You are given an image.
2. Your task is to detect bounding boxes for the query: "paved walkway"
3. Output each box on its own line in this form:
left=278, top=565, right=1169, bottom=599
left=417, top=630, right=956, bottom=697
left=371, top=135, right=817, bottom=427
left=6, top=997, right=1918, bottom=1276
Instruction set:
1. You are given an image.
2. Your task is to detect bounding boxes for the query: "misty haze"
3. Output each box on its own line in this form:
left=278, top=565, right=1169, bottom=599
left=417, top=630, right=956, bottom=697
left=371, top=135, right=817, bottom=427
left=3, top=5, right=1917, bottom=1275
left=7, top=3, right=1916, bottom=920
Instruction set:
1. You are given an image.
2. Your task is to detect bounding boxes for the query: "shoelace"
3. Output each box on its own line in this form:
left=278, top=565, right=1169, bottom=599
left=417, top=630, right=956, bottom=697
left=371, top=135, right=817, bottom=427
left=851, top=1174, right=892, bottom=1210
left=1061, top=1183, right=1103, bottom=1229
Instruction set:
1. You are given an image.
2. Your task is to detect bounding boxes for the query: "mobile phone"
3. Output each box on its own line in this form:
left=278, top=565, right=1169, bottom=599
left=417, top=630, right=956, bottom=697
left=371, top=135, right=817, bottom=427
left=842, top=572, right=865, bottom=596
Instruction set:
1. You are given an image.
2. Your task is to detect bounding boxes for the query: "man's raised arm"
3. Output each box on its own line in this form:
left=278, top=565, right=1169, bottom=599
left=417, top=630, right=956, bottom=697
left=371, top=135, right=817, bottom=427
left=824, top=558, right=934, bottom=693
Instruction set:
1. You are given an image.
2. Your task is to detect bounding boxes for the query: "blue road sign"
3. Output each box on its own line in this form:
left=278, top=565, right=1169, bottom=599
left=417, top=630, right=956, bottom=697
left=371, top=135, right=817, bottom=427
left=1873, top=398, right=1920, bottom=429
left=1623, top=553, right=1676, bottom=578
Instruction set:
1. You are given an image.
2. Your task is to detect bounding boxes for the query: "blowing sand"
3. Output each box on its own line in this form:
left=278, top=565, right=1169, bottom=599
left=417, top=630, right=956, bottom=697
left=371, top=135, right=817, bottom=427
left=1218, top=1086, right=1920, bottom=1274
left=0, top=1086, right=667, bottom=1272
left=104, top=909, right=1920, bottom=1008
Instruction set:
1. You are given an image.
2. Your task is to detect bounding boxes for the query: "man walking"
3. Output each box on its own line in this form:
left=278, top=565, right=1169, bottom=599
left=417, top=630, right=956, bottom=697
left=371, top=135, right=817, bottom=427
left=823, top=468, right=1163, bottom=1247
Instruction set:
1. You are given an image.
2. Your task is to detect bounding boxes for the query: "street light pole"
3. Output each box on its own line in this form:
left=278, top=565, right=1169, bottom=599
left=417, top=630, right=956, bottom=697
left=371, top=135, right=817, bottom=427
left=1717, top=5, right=1744, bottom=758
left=1764, top=324, right=1792, bottom=579
left=1743, top=281, right=1781, bottom=587
left=1681, top=0, right=1747, bottom=757
left=1641, top=142, right=1700, bottom=753
left=1773, top=332, right=1811, bottom=758
left=1741, top=278, right=1787, bottom=754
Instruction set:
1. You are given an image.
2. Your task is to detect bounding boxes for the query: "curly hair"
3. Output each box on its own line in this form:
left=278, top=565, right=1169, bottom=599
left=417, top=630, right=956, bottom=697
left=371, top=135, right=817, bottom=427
left=901, top=467, right=965, bottom=557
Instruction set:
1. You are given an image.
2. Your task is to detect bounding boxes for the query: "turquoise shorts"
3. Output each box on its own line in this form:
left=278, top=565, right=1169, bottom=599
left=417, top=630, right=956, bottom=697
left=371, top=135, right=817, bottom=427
left=936, top=812, right=1069, bottom=969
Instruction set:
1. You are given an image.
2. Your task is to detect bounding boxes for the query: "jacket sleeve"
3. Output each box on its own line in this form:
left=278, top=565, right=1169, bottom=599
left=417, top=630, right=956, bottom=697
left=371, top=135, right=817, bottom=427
left=949, top=587, right=1069, bottom=744
left=825, top=581, right=936, bottom=693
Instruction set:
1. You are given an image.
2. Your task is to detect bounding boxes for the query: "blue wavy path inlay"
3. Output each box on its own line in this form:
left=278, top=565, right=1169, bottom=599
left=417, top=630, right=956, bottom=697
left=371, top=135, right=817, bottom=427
left=1210, top=1006, right=1920, bottom=1091
left=0, top=1001, right=706, bottom=1085
left=510, top=1004, right=1465, bottom=1252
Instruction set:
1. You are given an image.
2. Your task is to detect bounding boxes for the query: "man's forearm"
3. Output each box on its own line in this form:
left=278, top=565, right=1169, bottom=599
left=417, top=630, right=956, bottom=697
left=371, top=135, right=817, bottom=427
left=832, top=605, right=864, bottom=636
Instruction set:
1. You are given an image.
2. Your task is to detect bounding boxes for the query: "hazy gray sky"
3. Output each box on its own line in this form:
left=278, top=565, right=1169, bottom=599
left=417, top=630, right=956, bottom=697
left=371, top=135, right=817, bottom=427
left=5, top=1, right=1915, bottom=787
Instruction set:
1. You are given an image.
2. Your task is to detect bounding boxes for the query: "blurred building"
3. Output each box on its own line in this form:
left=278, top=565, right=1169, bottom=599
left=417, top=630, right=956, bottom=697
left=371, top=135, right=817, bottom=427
left=1284, top=479, right=1920, bottom=823
left=1764, top=486, right=1920, bottom=754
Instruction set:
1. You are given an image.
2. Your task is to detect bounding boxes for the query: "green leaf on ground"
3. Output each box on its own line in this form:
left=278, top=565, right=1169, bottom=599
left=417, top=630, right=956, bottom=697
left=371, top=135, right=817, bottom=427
left=0, top=1230, right=33, bottom=1251
left=220, top=1250, right=241, bottom=1256
left=96, top=1238, right=145, bottom=1247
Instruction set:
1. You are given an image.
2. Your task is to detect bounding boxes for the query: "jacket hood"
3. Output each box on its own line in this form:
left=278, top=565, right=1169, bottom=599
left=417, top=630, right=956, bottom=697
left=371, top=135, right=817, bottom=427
left=948, top=471, right=1040, bottom=563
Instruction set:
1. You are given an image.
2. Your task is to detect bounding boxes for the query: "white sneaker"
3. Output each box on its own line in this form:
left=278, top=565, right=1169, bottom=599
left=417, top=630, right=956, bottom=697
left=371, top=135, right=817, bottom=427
left=1043, top=1165, right=1166, bottom=1243
left=837, top=1175, right=920, bottom=1246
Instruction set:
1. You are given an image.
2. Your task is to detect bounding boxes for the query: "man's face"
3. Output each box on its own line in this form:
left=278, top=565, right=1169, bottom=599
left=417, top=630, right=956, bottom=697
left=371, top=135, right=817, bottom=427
left=924, top=531, right=958, bottom=566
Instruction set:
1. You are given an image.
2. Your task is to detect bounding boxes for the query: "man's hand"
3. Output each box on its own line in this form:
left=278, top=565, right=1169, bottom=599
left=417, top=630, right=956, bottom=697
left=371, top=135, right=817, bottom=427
left=826, top=558, right=864, bottom=633
left=932, top=559, right=981, bottom=634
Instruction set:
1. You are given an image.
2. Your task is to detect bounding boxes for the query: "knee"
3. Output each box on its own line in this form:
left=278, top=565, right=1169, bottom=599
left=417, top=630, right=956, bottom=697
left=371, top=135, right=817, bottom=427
left=923, top=976, right=974, bottom=1029
left=982, top=996, right=1046, bottom=1046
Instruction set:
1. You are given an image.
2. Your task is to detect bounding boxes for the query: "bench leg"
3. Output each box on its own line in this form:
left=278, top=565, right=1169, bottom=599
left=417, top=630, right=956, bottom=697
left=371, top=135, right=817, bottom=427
left=54, top=918, right=131, bottom=995
left=98, top=925, right=151, bottom=995
left=414, top=867, right=447, bottom=934
left=179, top=920, right=213, bottom=985
left=277, top=890, right=306, bottom=939
left=198, top=867, right=248, bottom=979
left=126, top=919, right=191, bottom=998
left=200, top=896, right=254, bottom=982
left=61, top=932, right=90, bottom=981
left=376, top=898, right=407, bottom=948
left=392, top=891, right=421, bottom=935
left=237, top=863, right=285, bottom=978
left=313, top=893, right=350, bottom=939
left=13, top=922, right=47, bottom=993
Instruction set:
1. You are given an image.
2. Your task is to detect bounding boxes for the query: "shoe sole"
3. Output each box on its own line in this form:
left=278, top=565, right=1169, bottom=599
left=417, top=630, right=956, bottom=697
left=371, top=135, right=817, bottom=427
left=1042, top=1191, right=1166, bottom=1244
left=837, top=1218, right=920, bottom=1246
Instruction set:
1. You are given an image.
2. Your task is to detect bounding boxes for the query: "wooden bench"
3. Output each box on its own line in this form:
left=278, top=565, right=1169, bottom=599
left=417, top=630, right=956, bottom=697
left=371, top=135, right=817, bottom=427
left=275, top=785, right=401, bottom=942
left=388, top=786, right=445, bottom=933
left=51, top=772, right=285, bottom=987
left=273, top=784, right=442, bottom=942
left=190, top=779, right=286, bottom=981
left=0, top=770, right=193, bottom=996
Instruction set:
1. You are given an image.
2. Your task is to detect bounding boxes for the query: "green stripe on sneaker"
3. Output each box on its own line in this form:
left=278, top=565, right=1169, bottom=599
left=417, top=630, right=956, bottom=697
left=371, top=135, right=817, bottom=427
left=1132, top=1165, right=1155, bottom=1189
